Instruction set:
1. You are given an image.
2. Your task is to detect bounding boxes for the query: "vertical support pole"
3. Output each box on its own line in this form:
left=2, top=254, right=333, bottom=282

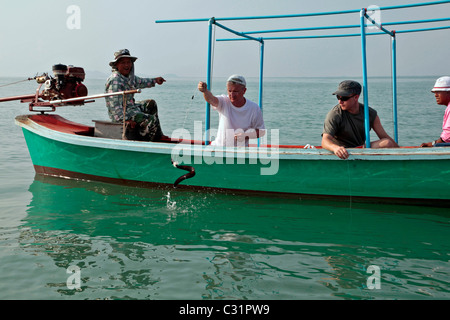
left=205, top=17, right=215, bottom=145
left=360, top=8, right=371, bottom=148
left=258, top=39, right=264, bottom=147
left=258, top=39, right=264, bottom=111
left=391, top=31, right=398, bottom=143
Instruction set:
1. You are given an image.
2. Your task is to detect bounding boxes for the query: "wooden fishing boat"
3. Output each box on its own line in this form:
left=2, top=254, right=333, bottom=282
left=5, top=2, right=450, bottom=207
left=14, top=113, right=450, bottom=206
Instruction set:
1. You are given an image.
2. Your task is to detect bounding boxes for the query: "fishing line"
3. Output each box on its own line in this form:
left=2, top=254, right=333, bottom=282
left=171, top=88, right=198, bottom=188
left=0, top=77, right=34, bottom=88
left=171, top=24, right=216, bottom=188
left=182, top=23, right=215, bottom=129
left=346, top=160, right=353, bottom=211
left=182, top=88, right=198, bottom=129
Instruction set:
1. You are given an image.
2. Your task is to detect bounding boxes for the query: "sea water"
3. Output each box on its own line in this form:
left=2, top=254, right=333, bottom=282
left=0, top=76, right=449, bottom=301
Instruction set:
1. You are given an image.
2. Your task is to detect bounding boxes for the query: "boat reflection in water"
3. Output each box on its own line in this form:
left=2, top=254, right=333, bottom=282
left=20, top=174, right=450, bottom=299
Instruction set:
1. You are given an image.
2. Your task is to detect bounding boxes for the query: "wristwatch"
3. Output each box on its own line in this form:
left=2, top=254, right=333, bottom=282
left=432, top=140, right=436, bottom=146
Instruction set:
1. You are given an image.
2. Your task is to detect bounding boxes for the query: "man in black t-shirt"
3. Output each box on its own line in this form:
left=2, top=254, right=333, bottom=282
left=321, top=80, right=398, bottom=159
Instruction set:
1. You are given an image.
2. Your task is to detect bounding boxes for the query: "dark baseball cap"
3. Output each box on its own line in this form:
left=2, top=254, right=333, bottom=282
left=332, top=80, right=362, bottom=96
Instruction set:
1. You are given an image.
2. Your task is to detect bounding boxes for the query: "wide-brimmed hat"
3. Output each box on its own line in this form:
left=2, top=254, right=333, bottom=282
left=431, top=76, right=450, bottom=92
left=109, top=49, right=137, bottom=67
left=332, top=80, right=362, bottom=96
left=227, top=74, right=246, bottom=87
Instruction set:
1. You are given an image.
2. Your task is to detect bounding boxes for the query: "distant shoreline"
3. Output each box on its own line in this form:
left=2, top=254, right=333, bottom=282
left=0, top=74, right=442, bottom=81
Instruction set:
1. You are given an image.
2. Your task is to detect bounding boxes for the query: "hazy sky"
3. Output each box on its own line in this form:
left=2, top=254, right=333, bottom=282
left=0, top=0, right=449, bottom=79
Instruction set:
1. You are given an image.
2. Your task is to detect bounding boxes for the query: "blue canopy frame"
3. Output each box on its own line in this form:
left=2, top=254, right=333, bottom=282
left=156, top=1, right=450, bottom=147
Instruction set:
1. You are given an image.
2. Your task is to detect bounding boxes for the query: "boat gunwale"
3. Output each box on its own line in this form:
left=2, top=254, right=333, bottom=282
left=15, top=114, right=450, bottom=160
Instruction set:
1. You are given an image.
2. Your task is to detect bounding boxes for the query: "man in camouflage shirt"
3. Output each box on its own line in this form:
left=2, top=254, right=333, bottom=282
left=105, top=49, right=167, bottom=141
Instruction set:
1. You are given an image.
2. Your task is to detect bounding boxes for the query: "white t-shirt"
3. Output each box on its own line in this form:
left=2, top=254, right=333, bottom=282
left=211, top=95, right=265, bottom=146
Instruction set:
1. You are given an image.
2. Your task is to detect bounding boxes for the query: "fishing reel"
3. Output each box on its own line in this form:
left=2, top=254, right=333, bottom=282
left=39, top=64, right=88, bottom=103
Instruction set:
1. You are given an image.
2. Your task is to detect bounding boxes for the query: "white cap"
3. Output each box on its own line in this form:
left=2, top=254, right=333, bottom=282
left=227, top=74, right=246, bottom=87
left=431, top=76, right=450, bottom=92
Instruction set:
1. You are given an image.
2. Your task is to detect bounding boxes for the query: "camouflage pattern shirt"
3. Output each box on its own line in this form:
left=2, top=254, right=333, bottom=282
left=105, top=70, right=157, bottom=122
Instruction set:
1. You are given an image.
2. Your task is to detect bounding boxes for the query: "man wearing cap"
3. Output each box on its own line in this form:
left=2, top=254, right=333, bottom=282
left=105, top=49, right=167, bottom=141
left=420, top=76, right=450, bottom=147
left=198, top=75, right=265, bottom=146
left=321, top=80, right=398, bottom=159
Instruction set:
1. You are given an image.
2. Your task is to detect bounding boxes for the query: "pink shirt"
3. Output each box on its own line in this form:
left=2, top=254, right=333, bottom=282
left=441, top=102, right=450, bottom=142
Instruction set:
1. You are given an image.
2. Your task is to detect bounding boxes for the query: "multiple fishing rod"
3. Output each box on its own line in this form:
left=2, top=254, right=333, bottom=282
left=0, top=63, right=196, bottom=187
left=0, top=64, right=139, bottom=113
left=0, top=64, right=90, bottom=112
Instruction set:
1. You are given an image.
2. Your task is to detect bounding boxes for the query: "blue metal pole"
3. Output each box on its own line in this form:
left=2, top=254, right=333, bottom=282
left=391, top=32, right=398, bottom=143
left=205, top=18, right=215, bottom=145
left=360, top=9, right=371, bottom=148
left=378, top=0, right=450, bottom=11
left=364, top=12, right=394, bottom=36
left=155, top=1, right=450, bottom=24
left=258, top=39, right=264, bottom=147
left=217, top=32, right=377, bottom=41
left=258, top=39, right=264, bottom=112
left=214, top=21, right=261, bottom=42
left=217, top=24, right=450, bottom=42
left=242, top=17, right=450, bottom=35
left=395, top=25, right=450, bottom=34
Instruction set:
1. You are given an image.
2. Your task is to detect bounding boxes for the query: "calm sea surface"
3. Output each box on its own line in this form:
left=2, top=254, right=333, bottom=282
left=0, top=76, right=449, bottom=301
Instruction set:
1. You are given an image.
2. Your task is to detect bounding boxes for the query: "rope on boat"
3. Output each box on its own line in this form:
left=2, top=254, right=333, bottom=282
left=171, top=160, right=196, bottom=188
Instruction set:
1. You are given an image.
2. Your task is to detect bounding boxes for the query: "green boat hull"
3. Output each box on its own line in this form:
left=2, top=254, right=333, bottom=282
left=17, top=114, right=450, bottom=206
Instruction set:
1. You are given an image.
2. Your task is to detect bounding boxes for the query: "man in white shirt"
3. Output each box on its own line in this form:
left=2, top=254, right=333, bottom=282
left=198, top=75, right=265, bottom=146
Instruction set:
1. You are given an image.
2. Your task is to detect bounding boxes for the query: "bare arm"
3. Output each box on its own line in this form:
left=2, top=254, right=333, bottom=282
left=371, top=116, right=399, bottom=148
left=198, top=81, right=219, bottom=107
left=321, top=133, right=349, bottom=159
left=372, top=116, right=391, bottom=141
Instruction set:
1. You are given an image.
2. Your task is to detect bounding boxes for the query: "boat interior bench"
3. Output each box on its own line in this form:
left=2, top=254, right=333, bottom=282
left=93, top=120, right=125, bottom=139
left=93, top=120, right=174, bottom=143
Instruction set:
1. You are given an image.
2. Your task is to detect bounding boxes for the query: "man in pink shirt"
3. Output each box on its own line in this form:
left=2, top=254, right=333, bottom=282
left=421, top=76, right=450, bottom=147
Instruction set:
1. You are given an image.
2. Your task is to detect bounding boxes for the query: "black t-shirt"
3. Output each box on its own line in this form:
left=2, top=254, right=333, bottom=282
left=323, top=103, right=377, bottom=148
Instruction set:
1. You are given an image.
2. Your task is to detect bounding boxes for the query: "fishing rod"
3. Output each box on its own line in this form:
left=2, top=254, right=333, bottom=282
left=0, top=63, right=140, bottom=112
left=0, top=76, right=41, bottom=88
left=1, top=63, right=196, bottom=187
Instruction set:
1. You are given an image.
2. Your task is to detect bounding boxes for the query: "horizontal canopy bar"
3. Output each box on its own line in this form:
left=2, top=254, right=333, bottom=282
left=156, top=9, right=359, bottom=24
left=395, top=24, right=450, bottom=33
left=217, top=25, right=450, bottom=41
left=242, top=17, right=450, bottom=35
left=156, top=1, right=450, bottom=24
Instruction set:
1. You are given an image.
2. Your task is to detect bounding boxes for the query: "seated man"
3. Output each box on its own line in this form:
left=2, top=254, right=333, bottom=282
left=105, top=49, right=167, bottom=141
left=321, top=80, right=398, bottom=159
left=198, top=75, right=265, bottom=146
left=420, top=76, right=450, bottom=147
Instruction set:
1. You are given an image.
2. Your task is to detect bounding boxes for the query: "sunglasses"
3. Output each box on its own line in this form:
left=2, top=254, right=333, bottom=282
left=337, top=95, right=356, bottom=101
